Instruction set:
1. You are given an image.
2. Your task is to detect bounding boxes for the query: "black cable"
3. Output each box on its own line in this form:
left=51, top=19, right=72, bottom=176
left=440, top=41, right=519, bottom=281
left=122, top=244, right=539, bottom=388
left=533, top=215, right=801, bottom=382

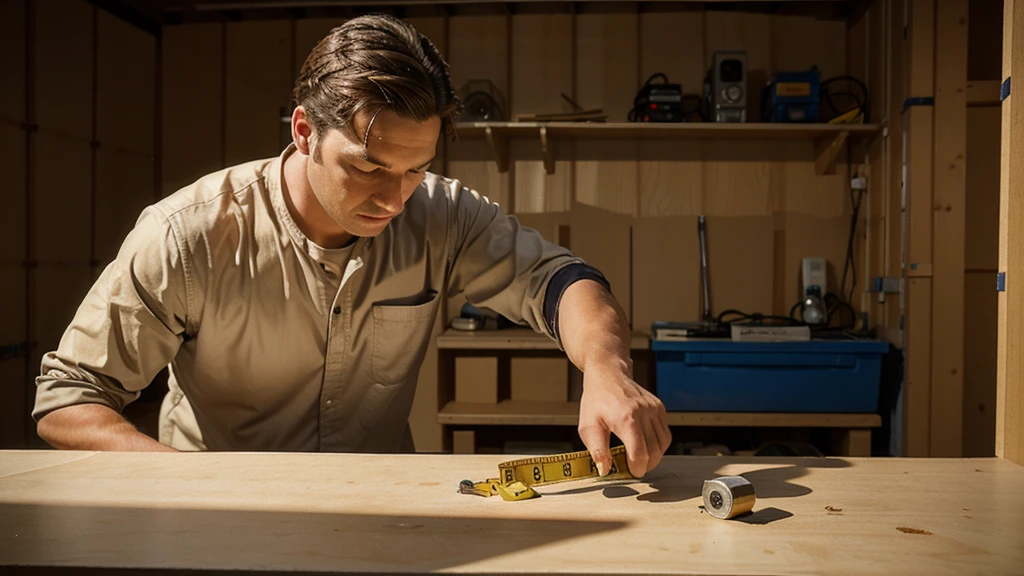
left=820, top=75, right=870, bottom=122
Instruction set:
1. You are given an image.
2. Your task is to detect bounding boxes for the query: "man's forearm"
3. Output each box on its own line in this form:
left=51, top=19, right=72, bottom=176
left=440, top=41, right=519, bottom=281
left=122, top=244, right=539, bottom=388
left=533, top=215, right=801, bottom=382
left=37, top=404, right=176, bottom=452
left=556, top=279, right=633, bottom=377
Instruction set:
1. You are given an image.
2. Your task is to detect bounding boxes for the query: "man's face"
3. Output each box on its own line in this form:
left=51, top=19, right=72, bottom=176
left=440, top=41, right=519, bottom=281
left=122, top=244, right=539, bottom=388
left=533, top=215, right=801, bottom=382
left=306, top=108, right=440, bottom=238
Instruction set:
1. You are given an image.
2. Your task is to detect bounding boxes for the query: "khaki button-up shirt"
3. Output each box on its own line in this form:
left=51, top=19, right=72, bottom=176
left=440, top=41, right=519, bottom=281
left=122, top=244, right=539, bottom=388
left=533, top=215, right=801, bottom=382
left=33, top=143, right=581, bottom=452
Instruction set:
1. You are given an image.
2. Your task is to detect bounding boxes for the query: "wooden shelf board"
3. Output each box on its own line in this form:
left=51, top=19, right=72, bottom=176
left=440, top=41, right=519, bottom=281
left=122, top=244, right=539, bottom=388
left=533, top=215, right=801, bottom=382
left=455, top=121, right=881, bottom=141
left=437, top=328, right=650, bottom=350
left=438, top=401, right=883, bottom=428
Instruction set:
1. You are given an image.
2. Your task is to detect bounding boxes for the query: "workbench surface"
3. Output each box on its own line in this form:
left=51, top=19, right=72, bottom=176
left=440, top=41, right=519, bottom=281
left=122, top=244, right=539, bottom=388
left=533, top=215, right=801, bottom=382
left=1, top=450, right=1022, bottom=575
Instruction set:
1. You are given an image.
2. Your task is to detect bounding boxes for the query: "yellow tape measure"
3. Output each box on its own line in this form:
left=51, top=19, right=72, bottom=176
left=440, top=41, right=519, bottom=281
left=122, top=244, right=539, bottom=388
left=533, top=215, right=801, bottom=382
left=458, top=445, right=633, bottom=501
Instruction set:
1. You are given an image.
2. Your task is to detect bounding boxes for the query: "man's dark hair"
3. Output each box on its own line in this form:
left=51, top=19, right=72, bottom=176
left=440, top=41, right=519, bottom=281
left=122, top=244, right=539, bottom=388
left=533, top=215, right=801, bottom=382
left=293, top=13, right=463, bottom=161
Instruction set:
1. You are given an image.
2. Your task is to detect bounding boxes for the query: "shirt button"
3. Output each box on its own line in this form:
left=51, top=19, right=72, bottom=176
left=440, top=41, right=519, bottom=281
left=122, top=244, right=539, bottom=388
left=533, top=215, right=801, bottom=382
left=333, top=306, right=341, bottom=315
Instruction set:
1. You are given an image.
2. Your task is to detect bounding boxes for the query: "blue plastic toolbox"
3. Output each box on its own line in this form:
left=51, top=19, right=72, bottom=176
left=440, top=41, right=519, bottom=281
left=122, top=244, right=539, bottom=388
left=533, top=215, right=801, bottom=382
left=651, top=339, right=889, bottom=413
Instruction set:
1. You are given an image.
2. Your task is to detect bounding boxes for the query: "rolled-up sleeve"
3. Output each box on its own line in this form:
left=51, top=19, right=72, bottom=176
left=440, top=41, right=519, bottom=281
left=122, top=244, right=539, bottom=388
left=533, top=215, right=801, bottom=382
left=445, top=183, right=583, bottom=346
left=33, top=206, right=192, bottom=421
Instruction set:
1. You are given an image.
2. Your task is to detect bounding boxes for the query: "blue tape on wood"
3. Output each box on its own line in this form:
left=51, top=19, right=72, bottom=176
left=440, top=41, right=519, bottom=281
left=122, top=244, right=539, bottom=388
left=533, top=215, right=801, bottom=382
left=1001, top=77, right=1011, bottom=102
left=901, top=97, right=935, bottom=114
left=997, top=272, right=1006, bottom=292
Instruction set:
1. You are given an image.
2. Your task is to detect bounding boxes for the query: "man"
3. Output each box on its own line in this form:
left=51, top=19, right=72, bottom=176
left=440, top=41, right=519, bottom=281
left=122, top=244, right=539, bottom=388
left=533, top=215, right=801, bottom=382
left=33, top=14, right=671, bottom=478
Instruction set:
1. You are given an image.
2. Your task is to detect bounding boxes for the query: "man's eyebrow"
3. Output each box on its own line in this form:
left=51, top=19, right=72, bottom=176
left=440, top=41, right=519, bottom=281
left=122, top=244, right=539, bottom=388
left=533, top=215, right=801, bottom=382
left=362, top=153, right=435, bottom=171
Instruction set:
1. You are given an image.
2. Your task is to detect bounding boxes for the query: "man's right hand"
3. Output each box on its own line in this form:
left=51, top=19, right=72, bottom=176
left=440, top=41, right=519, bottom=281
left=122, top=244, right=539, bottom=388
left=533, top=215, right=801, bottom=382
left=36, top=404, right=177, bottom=452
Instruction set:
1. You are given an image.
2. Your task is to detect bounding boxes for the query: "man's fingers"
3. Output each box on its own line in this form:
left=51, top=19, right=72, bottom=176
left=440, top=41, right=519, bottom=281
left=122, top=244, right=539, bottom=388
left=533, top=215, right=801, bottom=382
left=655, top=410, right=673, bottom=456
left=642, top=418, right=665, bottom=473
left=615, top=416, right=650, bottom=478
left=578, top=422, right=612, bottom=476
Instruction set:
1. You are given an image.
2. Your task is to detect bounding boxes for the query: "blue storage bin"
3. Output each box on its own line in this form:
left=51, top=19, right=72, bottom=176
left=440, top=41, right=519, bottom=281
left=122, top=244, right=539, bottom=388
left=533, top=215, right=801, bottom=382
left=651, top=339, right=889, bottom=413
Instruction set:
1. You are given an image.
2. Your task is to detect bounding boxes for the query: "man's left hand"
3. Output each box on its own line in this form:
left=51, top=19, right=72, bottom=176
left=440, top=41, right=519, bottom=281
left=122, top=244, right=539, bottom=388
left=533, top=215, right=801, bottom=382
left=577, top=365, right=672, bottom=479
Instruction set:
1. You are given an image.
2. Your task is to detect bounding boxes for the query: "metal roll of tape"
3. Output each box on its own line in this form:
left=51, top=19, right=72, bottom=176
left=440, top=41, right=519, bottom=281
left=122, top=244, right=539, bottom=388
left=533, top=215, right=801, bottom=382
left=702, top=476, right=756, bottom=519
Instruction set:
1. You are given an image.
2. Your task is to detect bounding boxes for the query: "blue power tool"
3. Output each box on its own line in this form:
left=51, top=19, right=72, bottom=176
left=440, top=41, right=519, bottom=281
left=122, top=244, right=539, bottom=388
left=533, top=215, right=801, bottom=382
left=763, top=69, right=820, bottom=123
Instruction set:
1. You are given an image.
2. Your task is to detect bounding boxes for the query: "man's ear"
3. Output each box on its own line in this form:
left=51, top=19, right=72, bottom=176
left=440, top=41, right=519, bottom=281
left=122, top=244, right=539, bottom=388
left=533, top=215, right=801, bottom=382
left=292, top=106, right=314, bottom=156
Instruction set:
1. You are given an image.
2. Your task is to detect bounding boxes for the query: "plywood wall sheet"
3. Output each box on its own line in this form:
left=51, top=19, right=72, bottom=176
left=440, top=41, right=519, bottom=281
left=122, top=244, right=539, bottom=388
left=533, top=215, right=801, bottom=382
left=0, top=0, right=26, bottom=122
left=963, top=271, right=997, bottom=457
left=95, top=149, right=154, bottom=268
left=703, top=215, right=774, bottom=317
left=97, top=9, right=155, bottom=155
left=510, top=357, right=568, bottom=402
left=446, top=139, right=510, bottom=210
left=574, top=140, right=638, bottom=215
left=225, top=20, right=292, bottom=167
left=448, top=15, right=509, bottom=118
left=0, top=265, right=28, bottom=448
left=576, top=8, right=639, bottom=122
left=632, top=215, right=701, bottom=334
left=965, top=106, right=1001, bottom=271
left=35, top=0, right=93, bottom=141
left=0, top=123, right=27, bottom=265
left=638, top=140, right=703, bottom=217
left=511, top=12, right=572, bottom=119
left=776, top=212, right=852, bottom=315
left=512, top=139, right=572, bottom=213
left=161, top=23, right=223, bottom=197
left=770, top=15, right=846, bottom=85
left=771, top=141, right=847, bottom=218
left=569, top=202, right=632, bottom=325
left=294, top=18, right=344, bottom=80
left=704, top=10, right=771, bottom=122
left=33, top=133, right=91, bottom=263
left=513, top=211, right=569, bottom=246
left=702, top=141, right=772, bottom=216
left=30, top=264, right=94, bottom=394
left=639, top=7, right=705, bottom=96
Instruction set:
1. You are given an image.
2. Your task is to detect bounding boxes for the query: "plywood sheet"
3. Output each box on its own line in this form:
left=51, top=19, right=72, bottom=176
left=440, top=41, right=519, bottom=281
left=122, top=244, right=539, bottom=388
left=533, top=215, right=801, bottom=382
left=448, top=15, right=508, bottom=117
left=569, top=202, right=631, bottom=325
left=704, top=10, right=771, bottom=122
left=97, top=9, right=155, bottom=155
left=963, top=272, right=997, bottom=457
left=510, top=357, right=568, bottom=402
left=965, top=106, right=1001, bottom=271
left=226, top=20, right=292, bottom=167
left=771, top=141, right=847, bottom=218
left=576, top=9, right=638, bottom=122
left=632, top=215, right=701, bottom=333
left=703, top=216, right=774, bottom=317
left=511, top=12, right=572, bottom=119
left=512, top=139, right=572, bottom=213
left=455, top=356, right=498, bottom=404
left=35, top=0, right=93, bottom=141
left=0, top=123, right=27, bottom=265
left=0, top=0, right=26, bottom=122
left=638, top=140, right=703, bottom=217
left=95, top=149, right=154, bottom=268
left=161, top=23, right=224, bottom=196
left=770, top=14, right=846, bottom=85
left=702, top=142, right=772, bottom=216
left=574, top=140, right=638, bottom=215
left=33, top=133, right=91, bottom=263
left=639, top=7, right=705, bottom=98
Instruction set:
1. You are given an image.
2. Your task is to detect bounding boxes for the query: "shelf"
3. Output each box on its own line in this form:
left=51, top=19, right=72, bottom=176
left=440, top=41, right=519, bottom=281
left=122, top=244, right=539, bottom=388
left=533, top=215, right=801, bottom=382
left=453, top=121, right=880, bottom=176
left=437, top=327, right=650, bottom=350
left=438, top=401, right=883, bottom=428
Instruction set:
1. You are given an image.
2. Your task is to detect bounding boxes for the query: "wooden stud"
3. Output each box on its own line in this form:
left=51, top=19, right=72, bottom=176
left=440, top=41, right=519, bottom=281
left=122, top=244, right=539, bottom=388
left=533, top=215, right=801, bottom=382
left=966, top=80, right=1003, bottom=107
left=452, top=430, right=476, bottom=454
left=841, top=429, right=873, bottom=457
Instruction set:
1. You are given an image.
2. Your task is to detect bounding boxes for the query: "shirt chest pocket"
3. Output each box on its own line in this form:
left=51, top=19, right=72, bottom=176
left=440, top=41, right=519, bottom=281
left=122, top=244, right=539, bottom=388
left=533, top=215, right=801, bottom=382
left=371, top=291, right=440, bottom=385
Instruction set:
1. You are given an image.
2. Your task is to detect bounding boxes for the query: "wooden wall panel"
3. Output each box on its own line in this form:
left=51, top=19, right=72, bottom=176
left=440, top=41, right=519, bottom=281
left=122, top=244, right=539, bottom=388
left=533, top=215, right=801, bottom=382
left=569, top=203, right=632, bottom=325
left=770, top=14, right=847, bottom=85
left=574, top=140, right=638, bottom=215
left=639, top=7, right=704, bottom=96
left=702, top=142, right=772, bottom=216
left=965, top=106, right=1001, bottom=271
left=35, top=0, right=93, bottom=142
left=0, top=122, right=27, bottom=448
left=225, top=20, right=292, bottom=167
left=632, top=215, right=701, bottom=333
left=704, top=10, right=771, bottom=122
left=576, top=8, right=638, bottom=122
left=638, top=141, right=703, bottom=217
left=511, top=12, right=572, bottom=119
left=930, top=0, right=968, bottom=458
left=34, top=134, right=92, bottom=263
left=776, top=213, right=852, bottom=316
left=963, top=272, right=997, bottom=457
left=0, top=0, right=26, bottom=123
left=162, top=23, right=224, bottom=196
left=771, top=142, right=848, bottom=218
left=95, top=150, right=155, bottom=268
left=97, top=9, right=155, bottom=155
left=704, top=216, right=775, bottom=317
left=513, top=139, right=572, bottom=213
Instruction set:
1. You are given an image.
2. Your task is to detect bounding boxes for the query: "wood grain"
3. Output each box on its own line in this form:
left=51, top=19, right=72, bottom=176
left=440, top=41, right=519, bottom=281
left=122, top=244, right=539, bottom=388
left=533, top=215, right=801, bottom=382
left=569, top=202, right=632, bottom=324
left=97, top=9, right=155, bottom=155
left=3, top=451, right=1021, bottom=575
left=632, top=215, right=701, bottom=331
left=963, top=272, right=997, bottom=457
left=35, top=0, right=93, bottom=142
